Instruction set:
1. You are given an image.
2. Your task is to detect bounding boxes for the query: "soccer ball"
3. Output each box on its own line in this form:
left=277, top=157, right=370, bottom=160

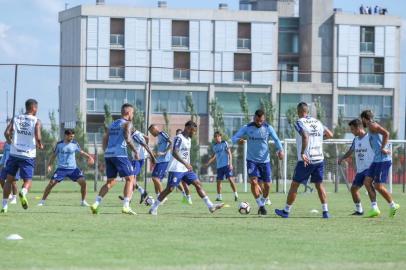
left=238, top=202, right=251, bottom=215
left=144, top=196, right=155, bottom=206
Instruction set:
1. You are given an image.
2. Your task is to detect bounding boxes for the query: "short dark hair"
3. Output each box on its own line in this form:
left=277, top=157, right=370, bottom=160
left=254, top=109, right=265, bottom=118
left=148, top=124, right=156, bottom=130
left=360, top=110, right=374, bottom=121
left=176, top=129, right=183, bottom=134
left=25, top=99, right=38, bottom=111
left=121, top=103, right=134, bottom=114
left=214, top=131, right=222, bottom=137
left=64, top=129, right=75, bottom=135
left=297, top=102, right=308, bottom=111
left=348, top=119, right=362, bottom=128
left=185, top=120, right=197, bottom=128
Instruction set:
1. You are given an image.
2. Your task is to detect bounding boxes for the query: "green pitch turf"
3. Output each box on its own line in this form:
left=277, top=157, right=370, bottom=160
left=1, top=181, right=405, bottom=270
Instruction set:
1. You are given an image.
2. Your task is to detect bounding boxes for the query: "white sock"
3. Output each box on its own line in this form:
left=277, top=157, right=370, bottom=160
left=203, top=196, right=213, bottom=209
left=94, top=195, right=102, bottom=206
left=181, top=191, right=186, bottom=197
left=322, top=203, right=328, bottom=212
left=187, top=195, right=192, bottom=200
left=217, top=194, right=222, bottom=199
left=39, top=199, right=45, bottom=204
left=355, top=203, right=363, bottom=213
left=21, top=188, right=28, bottom=196
left=11, top=195, right=16, bottom=200
left=2, top=199, right=8, bottom=208
left=151, top=199, right=161, bottom=211
left=123, top=197, right=130, bottom=208
left=234, top=192, right=238, bottom=197
left=284, top=204, right=292, bottom=213
left=137, top=186, right=145, bottom=194
left=389, top=201, right=396, bottom=208
left=371, top=201, right=379, bottom=210
left=256, top=197, right=264, bottom=207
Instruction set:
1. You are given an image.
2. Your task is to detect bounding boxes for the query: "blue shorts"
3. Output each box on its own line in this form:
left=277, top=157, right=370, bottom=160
left=247, top=160, right=272, bottom=183
left=5, top=156, right=35, bottom=180
left=367, top=161, right=392, bottom=184
left=1, top=168, right=20, bottom=180
left=152, top=162, right=169, bottom=180
left=105, top=157, right=134, bottom=179
left=352, top=169, right=368, bottom=188
left=52, top=168, right=84, bottom=182
left=293, top=161, right=324, bottom=184
left=167, top=171, right=198, bottom=187
left=132, top=160, right=144, bottom=176
left=217, top=165, right=233, bottom=181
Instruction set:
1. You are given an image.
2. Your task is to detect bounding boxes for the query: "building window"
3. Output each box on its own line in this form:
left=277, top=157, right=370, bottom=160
left=110, top=18, right=124, bottom=47
left=360, top=26, right=374, bottom=53
left=87, top=89, right=145, bottom=113
left=173, top=52, right=190, bottom=80
left=360, top=57, right=384, bottom=85
left=109, top=50, right=125, bottom=79
left=278, top=18, right=299, bottom=55
left=152, top=91, right=207, bottom=114
left=338, top=95, right=392, bottom=120
left=234, top=54, right=251, bottom=82
left=237, top=23, right=251, bottom=50
left=172, top=21, right=189, bottom=48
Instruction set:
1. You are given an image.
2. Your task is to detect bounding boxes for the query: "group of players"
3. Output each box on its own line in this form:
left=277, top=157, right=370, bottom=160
left=0, top=98, right=400, bottom=218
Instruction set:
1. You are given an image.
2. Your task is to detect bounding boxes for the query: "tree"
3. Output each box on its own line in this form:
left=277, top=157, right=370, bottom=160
left=260, top=95, right=275, bottom=125
left=285, top=107, right=297, bottom=139
left=36, top=111, right=59, bottom=176
left=74, top=107, right=89, bottom=171
left=313, top=97, right=326, bottom=124
left=333, top=111, right=346, bottom=139
left=239, top=92, right=250, bottom=123
left=103, top=104, right=113, bottom=131
left=163, top=109, right=170, bottom=134
left=132, top=108, right=145, bottom=131
left=185, top=92, right=200, bottom=171
left=209, top=97, right=226, bottom=138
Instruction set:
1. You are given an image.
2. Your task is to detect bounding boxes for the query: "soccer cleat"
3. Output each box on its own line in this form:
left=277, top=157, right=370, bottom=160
left=322, top=211, right=330, bottom=219
left=209, top=203, right=225, bottom=213
left=186, top=196, right=193, bottom=205
left=122, top=207, right=137, bottom=215
left=0, top=208, right=7, bottom=213
left=365, top=208, right=381, bottom=218
left=351, top=211, right=364, bottom=216
left=389, top=204, right=400, bottom=218
left=275, top=209, right=289, bottom=218
left=234, top=195, right=238, bottom=202
left=19, top=191, right=28, bottom=210
left=265, top=198, right=272, bottom=205
left=215, top=197, right=222, bottom=202
left=9, top=197, right=17, bottom=205
left=139, top=191, right=148, bottom=204
left=81, top=201, right=90, bottom=207
left=90, top=203, right=99, bottom=214
left=149, top=207, right=158, bottom=216
left=258, top=206, right=267, bottom=216
left=37, top=201, right=45, bottom=207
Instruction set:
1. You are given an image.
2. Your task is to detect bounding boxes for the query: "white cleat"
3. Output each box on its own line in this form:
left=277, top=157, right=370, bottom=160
left=265, top=198, right=272, bottom=205
left=9, top=198, right=17, bottom=204
left=81, top=201, right=90, bottom=207
left=209, top=203, right=225, bottom=213
left=37, top=201, right=45, bottom=206
left=149, top=208, right=158, bottom=216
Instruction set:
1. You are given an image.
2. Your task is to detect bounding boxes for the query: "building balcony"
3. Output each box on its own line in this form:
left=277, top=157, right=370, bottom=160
left=359, top=74, right=384, bottom=85
left=172, top=36, right=189, bottom=48
left=234, top=71, right=251, bottom=82
left=110, top=34, right=124, bottom=47
left=109, top=67, right=124, bottom=79
left=173, top=69, right=190, bottom=80
left=360, top=42, right=374, bottom=53
left=237, top=38, right=251, bottom=50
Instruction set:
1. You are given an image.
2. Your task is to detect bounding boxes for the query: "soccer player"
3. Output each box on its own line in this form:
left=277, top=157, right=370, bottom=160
left=205, top=131, right=238, bottom=202
left=174, top=129, right=192, bottom=204
left=149, top=121, right=224, bottom=215
left=1, top=99, right=44, bottom=213
left=232, top=109, right=284, bottom=216
left=90, top=103, right=139, bottom=215
left=360, top=110, right=400, bottom=217
left=37, top=129, right=94, bottom=206
left=0, top=142, right=18, bottom=204
left=275, top=102, right=333, bottom=219
left=338, top=119, right=374, bottom=215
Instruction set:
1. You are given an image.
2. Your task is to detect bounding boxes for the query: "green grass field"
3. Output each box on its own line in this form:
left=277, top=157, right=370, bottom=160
left=1, top=180, right=405, bottom=270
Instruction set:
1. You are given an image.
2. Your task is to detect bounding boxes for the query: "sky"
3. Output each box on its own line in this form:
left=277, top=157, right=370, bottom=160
left=0, top=0, right=405, bottom=136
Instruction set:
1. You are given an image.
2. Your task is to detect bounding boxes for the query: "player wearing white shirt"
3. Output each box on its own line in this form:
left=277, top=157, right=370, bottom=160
left=338, top=119, right=374, bottom=216
left=149, top=121, right=224, bottom=215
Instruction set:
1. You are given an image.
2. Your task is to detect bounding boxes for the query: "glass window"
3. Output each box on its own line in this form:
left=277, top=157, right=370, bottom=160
left=87, top=89, right=145, bottom=113
left=215, top=92, right=271, bottom=115
left=338, top=95, right=392, bottom=120
left=278, top=18, right=299, bottom=55
left=152, top=91, right=207, bottom=114
left=360, top=57, right=384, bottom=85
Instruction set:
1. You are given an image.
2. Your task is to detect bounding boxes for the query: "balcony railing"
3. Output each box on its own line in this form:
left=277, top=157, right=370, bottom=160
left=360, top=42, right=374, bottom=53
left=174, top=69, right=190, bottom=80
left=110, top=34, right=124, bottom=46
left=237, top=38, right=251, bottom=50
left=109, top=67, right=125, bottom=78
left=172, top=36, right=189, bottom=47
left=234, top=71, right=251, bottom=82
left=359, top=74, right=384, bottom=85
